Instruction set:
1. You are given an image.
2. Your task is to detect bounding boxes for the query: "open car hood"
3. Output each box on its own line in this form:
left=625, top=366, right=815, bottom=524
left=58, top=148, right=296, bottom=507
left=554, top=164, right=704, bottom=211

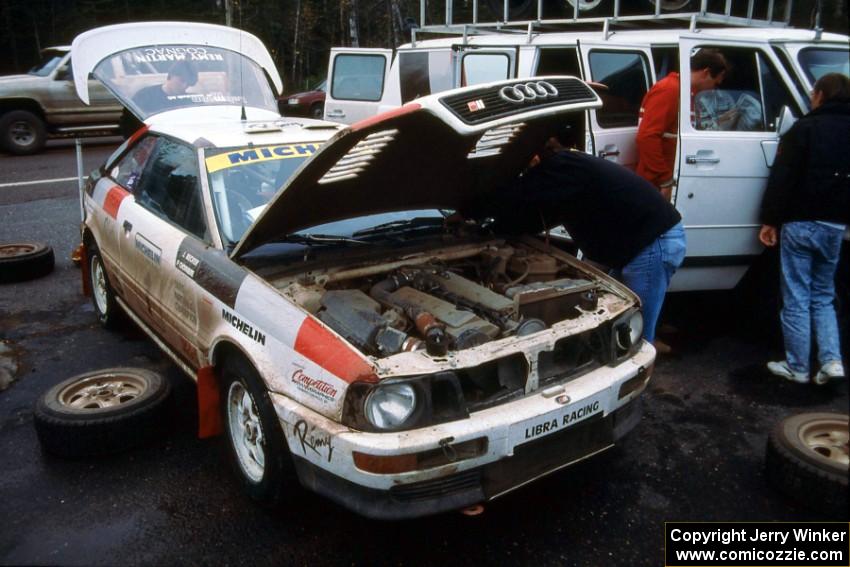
left=71, top=21, right=282, bottom=122
left=231, top=76, right=601, bottom=259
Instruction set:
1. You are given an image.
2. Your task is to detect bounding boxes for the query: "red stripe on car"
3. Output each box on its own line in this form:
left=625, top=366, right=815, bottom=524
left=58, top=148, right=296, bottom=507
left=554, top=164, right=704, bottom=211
left=103, top=186, right=130, bottom=219
left=350, top=103, right=421, bottom=132
left=294, top=317, right=377, bottom=383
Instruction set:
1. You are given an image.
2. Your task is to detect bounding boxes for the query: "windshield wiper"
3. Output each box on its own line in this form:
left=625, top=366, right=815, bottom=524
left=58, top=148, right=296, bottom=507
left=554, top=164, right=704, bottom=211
left=352, top=217, right=446, bottom=238
left=278, top=233, right=368, bottom=246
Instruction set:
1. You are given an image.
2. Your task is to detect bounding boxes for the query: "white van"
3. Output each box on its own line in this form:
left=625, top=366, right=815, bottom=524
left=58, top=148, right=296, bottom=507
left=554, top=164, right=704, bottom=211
left=324, top=1, right=849, bottom=291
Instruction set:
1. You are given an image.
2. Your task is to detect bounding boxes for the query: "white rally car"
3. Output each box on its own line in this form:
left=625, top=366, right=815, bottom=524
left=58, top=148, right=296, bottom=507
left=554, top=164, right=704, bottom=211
left=72, top=22, right=654, bottom=519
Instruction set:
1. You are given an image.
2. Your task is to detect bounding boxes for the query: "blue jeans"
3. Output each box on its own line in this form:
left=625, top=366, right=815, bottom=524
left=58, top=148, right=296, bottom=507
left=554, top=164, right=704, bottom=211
left=779, top=221, right=844, bottom=374
left=620, top=222, right=687, bottom=343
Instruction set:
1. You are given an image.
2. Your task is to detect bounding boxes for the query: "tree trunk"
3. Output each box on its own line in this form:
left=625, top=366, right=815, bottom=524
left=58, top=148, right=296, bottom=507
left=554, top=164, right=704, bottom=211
left=349, top=0, right=360, bottom=47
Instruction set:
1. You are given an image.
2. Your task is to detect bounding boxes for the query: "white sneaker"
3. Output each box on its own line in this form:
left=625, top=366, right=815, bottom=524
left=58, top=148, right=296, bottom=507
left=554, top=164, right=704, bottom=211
left=814, top=361, right=845, bottom=385
left=767, top=360, right=809, bottom=384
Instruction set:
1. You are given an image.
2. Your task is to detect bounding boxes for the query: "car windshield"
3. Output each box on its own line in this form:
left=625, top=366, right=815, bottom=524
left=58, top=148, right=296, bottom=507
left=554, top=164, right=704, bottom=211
left=797, top=48, right=850, bottom=83
left=92, top=44, right=278, bottom=120
left=29, top=51, right=66, bottom=77
left=205, top=143, right=322, bottom=245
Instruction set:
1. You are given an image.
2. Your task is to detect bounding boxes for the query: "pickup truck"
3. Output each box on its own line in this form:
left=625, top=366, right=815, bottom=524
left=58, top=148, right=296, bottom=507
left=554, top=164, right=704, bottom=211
left=0, top=46, right=122, bottom=154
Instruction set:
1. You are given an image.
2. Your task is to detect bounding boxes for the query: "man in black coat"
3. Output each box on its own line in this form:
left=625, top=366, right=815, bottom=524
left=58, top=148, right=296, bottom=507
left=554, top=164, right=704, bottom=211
left=759, top=72, right=850, bottom=385
left=465, top=136, right=686, bottom=347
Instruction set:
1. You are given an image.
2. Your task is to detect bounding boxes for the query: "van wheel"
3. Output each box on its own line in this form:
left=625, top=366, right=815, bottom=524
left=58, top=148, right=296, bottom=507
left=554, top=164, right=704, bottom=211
left=765, top=413, right=849, bottom=516
left=33, top=368, right=171, bottom=457
left=0, top=242, right=54, bottom=283
left=220, top=355, right=296, bottom=504
left=0, top=110, right=47, bottom=155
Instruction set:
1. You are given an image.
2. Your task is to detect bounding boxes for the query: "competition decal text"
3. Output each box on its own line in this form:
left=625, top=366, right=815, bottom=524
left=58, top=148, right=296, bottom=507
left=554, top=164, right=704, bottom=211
left=221, top=309, right=266, bottom=345
left=293, top=420, right=334, bottom=462
left=175, top=249, right=200, bottom=278
left=524, top=400, right=600, bottom=440
left=132, top=46, right=223, bottom=63
left=134, top=234, right=161, bottom=266
left=205, top=143, right=321, bottom=173
left=290, top=368, right=338, bottom=402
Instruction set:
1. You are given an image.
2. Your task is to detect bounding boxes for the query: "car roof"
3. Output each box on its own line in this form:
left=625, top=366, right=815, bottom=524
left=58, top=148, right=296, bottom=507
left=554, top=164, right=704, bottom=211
left=400, top=27, right=849, bottom=48
left=144, top=106, right=343, bottom=148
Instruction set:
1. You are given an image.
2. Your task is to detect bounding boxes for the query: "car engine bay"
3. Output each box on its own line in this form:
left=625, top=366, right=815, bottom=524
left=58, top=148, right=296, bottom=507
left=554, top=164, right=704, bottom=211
left=274, top=240, right=628, bottom=359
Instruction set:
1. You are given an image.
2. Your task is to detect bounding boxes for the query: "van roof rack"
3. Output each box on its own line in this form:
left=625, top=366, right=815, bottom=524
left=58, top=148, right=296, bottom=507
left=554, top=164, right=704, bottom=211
left=415, top=0, right=795, bottom=36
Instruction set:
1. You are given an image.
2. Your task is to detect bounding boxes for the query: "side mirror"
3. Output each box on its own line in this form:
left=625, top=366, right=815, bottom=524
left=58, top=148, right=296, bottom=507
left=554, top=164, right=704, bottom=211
left=776, top=105, right=796, bottom=137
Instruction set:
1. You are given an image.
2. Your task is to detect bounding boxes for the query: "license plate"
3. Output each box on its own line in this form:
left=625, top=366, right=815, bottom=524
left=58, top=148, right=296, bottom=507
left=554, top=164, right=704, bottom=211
left=508, top=394, right=604, bottom=448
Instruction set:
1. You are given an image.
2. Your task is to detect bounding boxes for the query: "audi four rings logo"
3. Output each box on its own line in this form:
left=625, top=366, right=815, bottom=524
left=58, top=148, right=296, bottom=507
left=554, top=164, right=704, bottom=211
left=498, top=81, right=559, bottom=103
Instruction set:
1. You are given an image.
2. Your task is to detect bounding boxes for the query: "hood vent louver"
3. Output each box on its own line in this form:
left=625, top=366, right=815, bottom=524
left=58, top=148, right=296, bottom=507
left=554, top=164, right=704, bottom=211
left=319, top=129, right=398, bottom=185
left=468, top=123, right=525, bottom=159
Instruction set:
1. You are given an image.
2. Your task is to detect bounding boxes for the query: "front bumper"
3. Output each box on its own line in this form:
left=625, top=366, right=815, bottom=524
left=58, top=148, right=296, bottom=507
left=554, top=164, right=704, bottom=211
left=272, top=341, right=654, bottom=519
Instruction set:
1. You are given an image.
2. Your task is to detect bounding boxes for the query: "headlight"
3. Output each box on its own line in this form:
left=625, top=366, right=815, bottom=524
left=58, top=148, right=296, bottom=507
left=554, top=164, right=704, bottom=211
left=615, top=310, right=643, bottom=352
left=364, top=383, right=418, bottom=429
left=287, top=97, right=299, bottom=105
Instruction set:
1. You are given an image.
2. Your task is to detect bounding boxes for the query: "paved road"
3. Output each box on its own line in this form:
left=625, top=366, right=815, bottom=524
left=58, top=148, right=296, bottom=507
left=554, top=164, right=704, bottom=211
left=0, top=143, right=846, bottom=566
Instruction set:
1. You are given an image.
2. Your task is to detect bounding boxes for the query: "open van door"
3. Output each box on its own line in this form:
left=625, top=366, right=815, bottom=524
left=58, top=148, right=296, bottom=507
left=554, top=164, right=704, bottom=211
left=578, top=41, right=655, bottom=169
left=324, top=48, right=393, bottom=124
left=673, top=34, right=803, bottom=291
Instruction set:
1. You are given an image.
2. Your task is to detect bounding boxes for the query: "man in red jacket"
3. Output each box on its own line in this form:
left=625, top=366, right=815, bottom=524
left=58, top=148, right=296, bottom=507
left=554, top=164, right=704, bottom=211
left=636, top=49, right=729, bottom=201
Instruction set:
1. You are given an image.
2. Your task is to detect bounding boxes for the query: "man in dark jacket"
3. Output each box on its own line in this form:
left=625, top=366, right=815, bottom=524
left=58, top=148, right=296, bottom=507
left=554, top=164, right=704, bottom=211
left=759, top=72, right=850, bottom=385
left=467, top=138, right=686, bottom=345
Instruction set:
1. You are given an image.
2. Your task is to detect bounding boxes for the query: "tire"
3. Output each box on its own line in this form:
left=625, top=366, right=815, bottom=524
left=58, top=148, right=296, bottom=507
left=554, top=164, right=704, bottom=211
left=765, top=412, right=849, bottom=516
left=33, top=367, right=172, bottom=458
left=0, top=242, right=54, bottom=283
left=220, top=355, right=295, bottom=504
left=0, top=110, right=47, bottom=155
left=88, top=244, right=122, bottom=328
left=310, top=102, right=324, bottom=120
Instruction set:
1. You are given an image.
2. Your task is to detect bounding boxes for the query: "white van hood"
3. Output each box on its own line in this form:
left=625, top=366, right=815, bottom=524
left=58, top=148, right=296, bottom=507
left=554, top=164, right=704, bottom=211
left=231, top=76, right=602, bottom=258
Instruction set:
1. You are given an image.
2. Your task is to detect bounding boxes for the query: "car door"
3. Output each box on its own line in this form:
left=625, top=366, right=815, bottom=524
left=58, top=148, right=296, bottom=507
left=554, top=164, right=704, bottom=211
left=324, top=48, right=394, bottom=124
left=118, top=135, right=209, bottom=367
left=673, top=35, right=803, bottom=291
left=578, top=41, right=655, bottom=169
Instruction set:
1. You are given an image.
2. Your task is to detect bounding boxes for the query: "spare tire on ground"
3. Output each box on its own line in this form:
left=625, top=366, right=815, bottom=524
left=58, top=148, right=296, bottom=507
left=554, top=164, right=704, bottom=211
left=765, top=412, right=848, bottom=516
left=34, top=367, right=171, bottom=458
left=0, top=242, right=54, bottom=283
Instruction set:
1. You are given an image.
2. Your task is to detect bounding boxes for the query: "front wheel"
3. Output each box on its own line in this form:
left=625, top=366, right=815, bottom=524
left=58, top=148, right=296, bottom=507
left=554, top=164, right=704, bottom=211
left=220, top=356, right=296, bottom=504
left=310, top=102, right=324, bottom=120
left=0, top=110, right=47, bottom=155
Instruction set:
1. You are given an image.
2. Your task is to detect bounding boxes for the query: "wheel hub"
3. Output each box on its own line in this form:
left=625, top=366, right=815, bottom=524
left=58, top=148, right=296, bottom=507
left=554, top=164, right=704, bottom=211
left=58, top=374, right=147, bottom=410
left=10, top=121, right=35, bottom=145
left=800, top=420, right=849, bottom=466
left=227, top=381, right=266, bottom=482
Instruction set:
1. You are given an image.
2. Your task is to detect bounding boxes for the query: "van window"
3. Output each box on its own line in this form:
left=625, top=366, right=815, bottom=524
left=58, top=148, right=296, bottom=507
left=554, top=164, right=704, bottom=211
left=587, top=51, right=650, bottom=128
left=798, top=48, right=850, bottom=83
left=331, top=54, right=386, bottom=102
left=399, top=51, right=454, bottom=103
left=534, top=48, right=581, bottom=77
left=651, top=46, right=678, bottom=80
left=691, top=47, right=796, bottom=133
left=462, top=53, right=510, bottom=86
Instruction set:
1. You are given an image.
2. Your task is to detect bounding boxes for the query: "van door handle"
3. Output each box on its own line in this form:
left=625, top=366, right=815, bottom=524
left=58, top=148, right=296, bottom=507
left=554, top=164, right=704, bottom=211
left=686, top=154, right=720, bottom=164
left=598, top=149, right=620, bottom=158
left=326, top=109, right=346, bottom=118
left=123, top=220, right=133, bottom=232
